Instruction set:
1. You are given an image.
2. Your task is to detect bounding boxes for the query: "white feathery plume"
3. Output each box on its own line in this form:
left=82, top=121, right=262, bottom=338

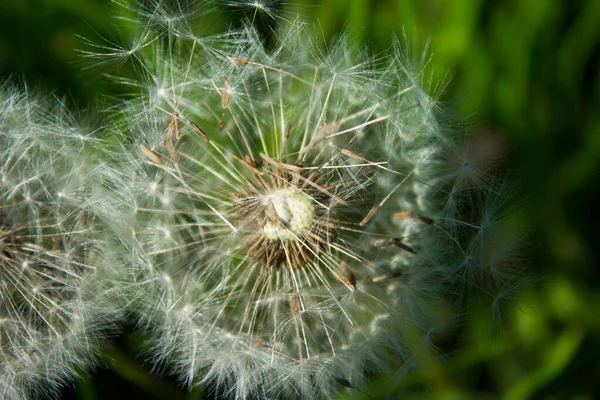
left=0, top=83, right=119, bottom=400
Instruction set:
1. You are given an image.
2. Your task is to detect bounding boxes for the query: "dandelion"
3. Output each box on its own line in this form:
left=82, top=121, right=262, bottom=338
left=0, top=83, right=118, bottom=399
left=222, top=0, right=291, bottom=27
left=90, top=3, right=519, bottom=398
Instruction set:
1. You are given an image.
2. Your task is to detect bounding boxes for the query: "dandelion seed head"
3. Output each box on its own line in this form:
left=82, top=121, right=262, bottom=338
left=0, top=84, right=119, bottom=399
left=91, top=6, right=522, bottom=397
left=96, top=24, right=452, bottom=397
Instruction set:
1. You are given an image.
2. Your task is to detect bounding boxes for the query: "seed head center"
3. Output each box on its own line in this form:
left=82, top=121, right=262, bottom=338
left=263, top=188, right=315, bottom=241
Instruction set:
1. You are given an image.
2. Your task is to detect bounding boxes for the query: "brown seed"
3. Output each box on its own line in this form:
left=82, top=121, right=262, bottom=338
left=359, top=205, right=379, bottom=226
left=373, top=238, right=416, bottom=254
left=341, top=148, right=370, bottom=163
left=221, top=78, right=231, bottom=109
left=242, top=177, right=260, bottom=194
left=393, top=211, right=435, bottom=225
left=139, top=144, right=164, bottom=166
left=372, top=271, right=404, bottom=283
left=373, top=238, right=394, bottom=248
left=252, top=339, right=272, bottom=350
left=51, top=235, right=60, bottom=251
left=333, top=377, right=353, bottom=389
left=166, top=141, right=178, bottom=163
left=168, top=111, right=180, bottom=139
left=418, top=215, right=435, bottom=225
left=390, top=238, right=416, bottom=254
left=291, top=293, right=300, bottom=316
left=228, top=57, right=251, bottom=65
left=285, top=122, right=291, bottom=139
left=341, top=261, right=357, bottom=289
left=393, top=211, right=414, bottom=220
left=237, top=156, right=261, bottom=175
left=80, top=210, right=89, bottom=225
left=166, top=114, right=179, bottom=163
left=189, top=121, right=210, bottom=142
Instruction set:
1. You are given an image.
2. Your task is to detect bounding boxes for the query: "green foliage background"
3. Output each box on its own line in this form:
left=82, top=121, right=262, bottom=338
left=1, top=0, right=598, bottom=398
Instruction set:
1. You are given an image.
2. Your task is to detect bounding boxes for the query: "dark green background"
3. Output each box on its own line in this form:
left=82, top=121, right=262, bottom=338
left=1, top=0, right=598, bottom=398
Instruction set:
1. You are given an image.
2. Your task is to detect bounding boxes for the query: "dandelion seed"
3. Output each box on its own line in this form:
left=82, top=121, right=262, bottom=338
left=374, top=237, right=416, bottom=254
left=372, top=271, right=404, bottom=283
left=339, top=261, right=357, bottom=289
left=139, top=143, right=164, bottom=166
left=228, top=56, right=252, bottom=65
left=166, top=113, right=180, bottom=163
left=189, top=120, right=210, bottom=142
